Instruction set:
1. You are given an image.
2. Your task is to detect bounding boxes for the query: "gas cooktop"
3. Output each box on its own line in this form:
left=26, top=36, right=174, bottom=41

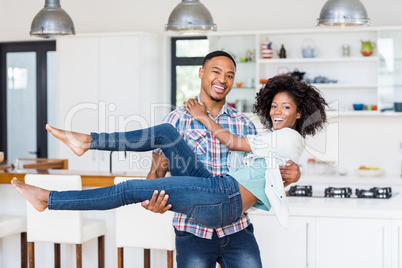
left=287, top=185, right=394, bottom=199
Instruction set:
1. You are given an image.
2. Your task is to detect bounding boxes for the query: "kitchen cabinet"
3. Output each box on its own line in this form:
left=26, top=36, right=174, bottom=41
left=315, top=217, right=392, bottom=268
left=392, top=220, right=402, bottom=268
left=378, top=29, right=402, bottom=112
left=57, top=33, right=168, bottom=172
left=249, top=213, right=315, bottom=268
left=206, top=27, right=402, bottom=116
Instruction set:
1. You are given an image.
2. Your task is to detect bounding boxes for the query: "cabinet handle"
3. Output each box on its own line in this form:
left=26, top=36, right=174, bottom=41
left=306, top=223, right=309, bottom=268
left=399, top=226, right=400, bottom=268
left=382, top=226, right=385, bottom=268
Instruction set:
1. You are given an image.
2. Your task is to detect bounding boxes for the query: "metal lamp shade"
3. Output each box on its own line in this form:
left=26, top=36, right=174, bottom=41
left=30, top=0, right=75, bottom=38
left=165, top=0, right=217, bottom=33
left=316, top=0, right=371, bottom=27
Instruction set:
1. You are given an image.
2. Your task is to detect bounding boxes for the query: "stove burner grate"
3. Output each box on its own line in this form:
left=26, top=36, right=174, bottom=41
left=288, top=185, right=313, bottom=197
left=324, top=187, right=352, bottom=198
left=356, top=187, right=392, bottom=199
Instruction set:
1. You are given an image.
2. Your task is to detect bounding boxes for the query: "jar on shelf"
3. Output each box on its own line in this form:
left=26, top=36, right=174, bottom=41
left=261, top=41, right=272, bottom=59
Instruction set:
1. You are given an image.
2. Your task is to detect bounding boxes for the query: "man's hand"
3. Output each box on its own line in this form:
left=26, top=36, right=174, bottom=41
left=141, top=190, right=172, bottom=213
left=280, top=160, right=301, bottom=188
left=143, top=152, right=172, bottom=214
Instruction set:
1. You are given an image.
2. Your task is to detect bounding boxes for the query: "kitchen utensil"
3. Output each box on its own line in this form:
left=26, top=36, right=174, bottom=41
left=355, top=168, right=384, bottom=177
left=302, top=39, right=316, bottom=58
left=394, top=102, right=402, bottom=112
left=277, top=66, right=290, bottom=76
left=288, top=68, right=305, bottom=81
left=278, top=44, right=286, bottom=58
left=361, top=40, right=376, bottom=56
left=342, top=44, right=351, bottom=57
left=0, top=152, right=3, bottom=164
left=261, top=41, right=273, bottom=59
left=353, top=103, right=364, bottom=110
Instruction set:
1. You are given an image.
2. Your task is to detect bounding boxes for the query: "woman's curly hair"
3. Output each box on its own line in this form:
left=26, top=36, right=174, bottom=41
left=253, top=75, right=328, bottom=138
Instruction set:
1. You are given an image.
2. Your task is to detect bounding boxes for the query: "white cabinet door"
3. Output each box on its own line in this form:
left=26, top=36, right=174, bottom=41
left=392, top=220, right=402, bottom=268
left=249, top=213, right=315, bottom=268
left=57, top=36, right=101, bottom=171
left=315, top=217, right=392, bottom=268
left=97, top=34, right=165, bottom=173
left=97, top=35, right=142, bottom=172
left=57, top=33, right=167, bottom=172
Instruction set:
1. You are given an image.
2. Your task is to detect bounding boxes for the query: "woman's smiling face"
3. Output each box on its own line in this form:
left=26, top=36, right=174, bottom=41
left=270, top=92, right=301, bottom=130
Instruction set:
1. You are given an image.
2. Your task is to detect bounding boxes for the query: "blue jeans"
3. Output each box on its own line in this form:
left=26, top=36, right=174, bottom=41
left=175, top=224, right=262, bottom=268
left=48, top=123, right=243, bottom=229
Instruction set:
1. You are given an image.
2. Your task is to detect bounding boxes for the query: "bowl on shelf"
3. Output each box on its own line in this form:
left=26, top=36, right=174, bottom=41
left=355, top=168, right=384, bottom=177
left=353, top=103, right=364, bottom=111
left=394, top=102, right=402, bottom=112
left=236, top=82, right=243, bottom=88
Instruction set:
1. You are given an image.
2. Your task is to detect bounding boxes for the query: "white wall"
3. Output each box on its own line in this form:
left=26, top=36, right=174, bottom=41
left=0, top=0, right=401, bottom=42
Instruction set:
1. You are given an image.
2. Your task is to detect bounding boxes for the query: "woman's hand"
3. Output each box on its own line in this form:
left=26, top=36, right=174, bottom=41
left=185, top=98, right=208, bottom=121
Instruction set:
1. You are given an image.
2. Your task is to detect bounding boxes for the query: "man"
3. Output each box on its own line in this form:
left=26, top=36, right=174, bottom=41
left=142, top=50, right=300, bottom=267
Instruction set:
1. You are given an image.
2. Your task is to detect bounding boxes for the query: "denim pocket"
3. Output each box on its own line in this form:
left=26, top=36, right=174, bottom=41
left=242, top=223, right=255, bottom=236
left=185, top=130, right=208, bottom=155
left=174, top=229, right=194, bottom=241
left=189, top=203, right=222, bottom=229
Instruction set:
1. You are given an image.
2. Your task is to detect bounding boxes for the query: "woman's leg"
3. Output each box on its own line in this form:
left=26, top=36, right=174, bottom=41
left=91, top=123, right=211, bottom=178
left=47, top=123, right=211, bottom=178
left=12, top=176, right=243, bottom=229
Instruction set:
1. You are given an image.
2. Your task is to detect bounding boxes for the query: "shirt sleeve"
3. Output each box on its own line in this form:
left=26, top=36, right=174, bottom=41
left=246, top=128, right=304, bottom=164
left=243, top=116, right=257, bottom=136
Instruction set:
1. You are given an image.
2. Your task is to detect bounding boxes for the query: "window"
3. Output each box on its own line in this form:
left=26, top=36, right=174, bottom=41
left=0, top=41, right=56, bottom=161
left=171, top=36, right=208, bottom=107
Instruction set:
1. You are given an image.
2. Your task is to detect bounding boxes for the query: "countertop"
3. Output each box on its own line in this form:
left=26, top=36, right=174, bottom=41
left=0, top=166, right=146, bottom=187
left=250, top=174, right=402, bottom=220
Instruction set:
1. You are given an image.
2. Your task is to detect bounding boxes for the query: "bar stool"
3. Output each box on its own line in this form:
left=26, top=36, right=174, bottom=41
left=24, top=174, right=106, bottom=268
left=114, top=177, right=175, bottom=268
left=0, top=215, right=27, bottom=268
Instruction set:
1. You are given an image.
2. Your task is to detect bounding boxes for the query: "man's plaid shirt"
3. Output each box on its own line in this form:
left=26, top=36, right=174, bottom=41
left=157, top=97, right=257, bottom=239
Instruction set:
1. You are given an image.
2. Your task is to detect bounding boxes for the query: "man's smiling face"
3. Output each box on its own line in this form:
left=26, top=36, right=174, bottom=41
left=199, top=56, right=236, bottom=102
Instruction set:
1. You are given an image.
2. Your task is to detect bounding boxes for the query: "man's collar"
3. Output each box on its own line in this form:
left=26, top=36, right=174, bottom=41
left=196, top=95, right=229, bottom=116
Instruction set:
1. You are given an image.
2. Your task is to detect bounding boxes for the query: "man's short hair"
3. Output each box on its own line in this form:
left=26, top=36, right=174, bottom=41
left=203, top=50, right=236, bottom=67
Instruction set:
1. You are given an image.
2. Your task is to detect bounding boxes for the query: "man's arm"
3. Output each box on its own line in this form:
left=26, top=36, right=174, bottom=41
left=146, top=152, right=169, bottom=179
left=280, top=160, right=301, bottom=187
left=141, top=152, right=172, bottom=213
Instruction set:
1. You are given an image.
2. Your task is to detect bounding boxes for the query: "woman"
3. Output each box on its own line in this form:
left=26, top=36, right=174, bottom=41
left=12, top=75, right=327, bottom=229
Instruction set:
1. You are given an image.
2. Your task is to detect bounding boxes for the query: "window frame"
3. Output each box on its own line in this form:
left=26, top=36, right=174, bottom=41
left=0, top=41, right=56, bottom=160
left=170, top=36, right=207, bottom=107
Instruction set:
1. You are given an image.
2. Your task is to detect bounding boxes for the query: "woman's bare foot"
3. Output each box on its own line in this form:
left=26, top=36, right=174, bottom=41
left=46, top=124, right=91, bottom=156
left=11, top=178, right=50, bottom=212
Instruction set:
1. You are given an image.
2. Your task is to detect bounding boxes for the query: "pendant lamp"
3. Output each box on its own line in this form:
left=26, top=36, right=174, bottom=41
left=165, top=0, right=217, bottom=33
left=30, top=0, right=75, bottom=38
left=316, top=0, right=371, bottom=27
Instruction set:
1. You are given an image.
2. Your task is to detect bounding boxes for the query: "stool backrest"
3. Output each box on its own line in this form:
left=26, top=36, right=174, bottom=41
left=25, top=174, right=83, bottom=244
left=114, top=177, right=175, bottom=250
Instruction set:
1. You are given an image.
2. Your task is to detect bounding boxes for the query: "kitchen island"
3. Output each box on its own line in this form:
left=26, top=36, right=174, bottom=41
left=249, top=174, right=402, bottom=268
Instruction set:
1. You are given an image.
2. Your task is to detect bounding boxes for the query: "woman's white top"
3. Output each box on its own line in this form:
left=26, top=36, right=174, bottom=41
left=227, top=128, right=305, bottom=229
